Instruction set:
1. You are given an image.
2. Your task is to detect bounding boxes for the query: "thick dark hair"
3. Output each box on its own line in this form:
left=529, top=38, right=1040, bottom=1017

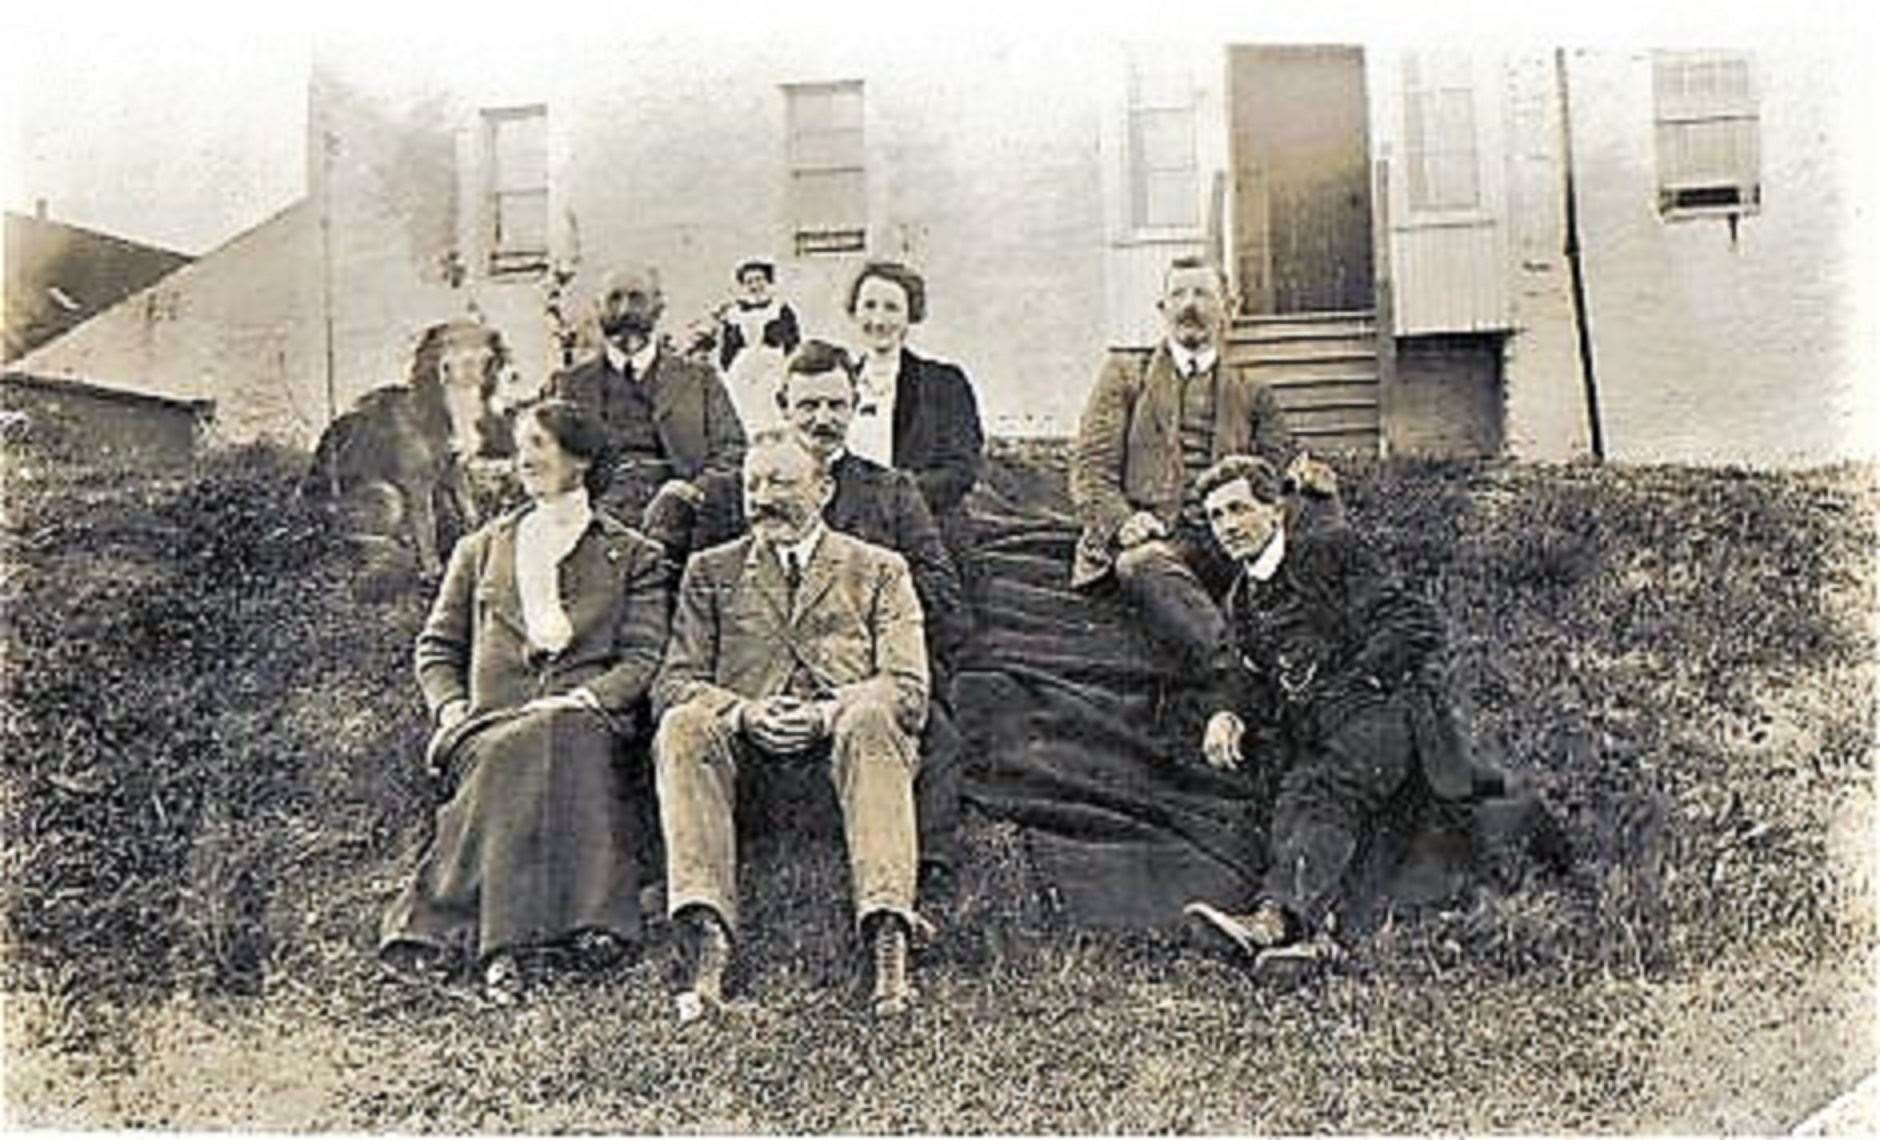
left=776, top=338, right=860, bottom=408
left=735, top=259, right=776, bottom=284
left=1193, top=454, right=1284, bottom=504
left=845, top=260, right=927, bottom=324
left=516, top=398, right=614, bottom=496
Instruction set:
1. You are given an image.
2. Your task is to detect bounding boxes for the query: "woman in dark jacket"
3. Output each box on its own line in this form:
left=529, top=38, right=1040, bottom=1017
left=844, top=261, right=986, bottom=534
left=379, top=399, right=671, bottom=1002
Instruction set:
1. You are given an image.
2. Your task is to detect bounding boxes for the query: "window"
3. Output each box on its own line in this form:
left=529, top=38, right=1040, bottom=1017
left=484, top=105, right=548, bottom=275
left=1402, top=50, right=1480, bottom=212
left=1126, top=55, right=1199, bottom=232
left=786, top=81, right=866, bottom=255
left=1653, top=51, right=1760, bottom=216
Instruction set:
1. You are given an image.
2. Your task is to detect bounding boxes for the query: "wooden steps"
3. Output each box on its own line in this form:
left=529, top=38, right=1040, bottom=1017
left=1226, top=309, right=1381, bottom=455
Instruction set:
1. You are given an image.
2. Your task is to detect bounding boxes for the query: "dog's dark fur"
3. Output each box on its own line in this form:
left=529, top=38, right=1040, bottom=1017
left=303, top=320, right=511, bottom=577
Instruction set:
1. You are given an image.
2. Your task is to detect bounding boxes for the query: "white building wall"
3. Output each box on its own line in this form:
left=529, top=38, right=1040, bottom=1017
left=322, top=30, right=1121, bottom=437
left=21, top=34, right=1865, bottom=465
left=1501, top=45, right=1870, bottom=467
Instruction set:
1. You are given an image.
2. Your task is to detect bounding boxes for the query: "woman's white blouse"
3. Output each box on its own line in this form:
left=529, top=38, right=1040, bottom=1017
left=514, top=487, right=592, bottom=654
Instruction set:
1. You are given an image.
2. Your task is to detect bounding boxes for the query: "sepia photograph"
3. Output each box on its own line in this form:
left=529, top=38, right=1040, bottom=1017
left=2, top=1, right=1876, bottom=1132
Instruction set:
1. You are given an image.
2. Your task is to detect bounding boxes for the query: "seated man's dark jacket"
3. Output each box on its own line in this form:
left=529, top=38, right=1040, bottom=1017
left=646, top=451, right=969, bottom=669
left=1216, top=522, right=1473, bottom=801
left=543, top=342, right=746, bottom=480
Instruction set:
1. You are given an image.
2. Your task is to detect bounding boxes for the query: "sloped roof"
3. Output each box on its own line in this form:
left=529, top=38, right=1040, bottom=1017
left=3, top=212, right=195, bottom=361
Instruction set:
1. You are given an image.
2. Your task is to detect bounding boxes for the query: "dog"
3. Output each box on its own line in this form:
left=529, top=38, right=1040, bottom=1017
left=303, top=319, right=512, bottom=578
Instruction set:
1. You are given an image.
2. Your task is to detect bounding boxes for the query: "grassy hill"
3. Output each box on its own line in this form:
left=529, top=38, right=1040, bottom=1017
left=2, top=406, right=1873, bottom=1132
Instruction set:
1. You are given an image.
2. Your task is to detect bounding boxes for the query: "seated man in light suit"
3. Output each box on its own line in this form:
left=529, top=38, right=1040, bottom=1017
left=644, top=339, right=968, bottom=903
left=652, top=428, right=930, bottom=1022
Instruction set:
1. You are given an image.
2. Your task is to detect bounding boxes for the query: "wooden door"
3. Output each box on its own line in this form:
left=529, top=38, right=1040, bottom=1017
left=1229, top=46, right=1374, bottom=314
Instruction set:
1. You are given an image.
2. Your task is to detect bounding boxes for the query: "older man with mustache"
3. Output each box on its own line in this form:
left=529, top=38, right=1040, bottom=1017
left=643, top=340, right=970, bottom=904
left=1069, top=255, right=1338, bottom=677
left=651, top=428, right=930, bottom=1021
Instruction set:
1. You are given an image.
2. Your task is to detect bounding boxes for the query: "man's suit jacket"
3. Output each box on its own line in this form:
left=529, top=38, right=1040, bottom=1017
left=646, top=452, right=968, bottom=667
left=1217, top=523, right=1474, bottom=801
left=1069, top=342, right=1296, bottom=587
left=653, top=528, right=930, bottom=736
left=415, top=507, right=671, bottom=728
left=890, top=350, right=985, bottom=520
left=544, top=343, right=746, bottom=480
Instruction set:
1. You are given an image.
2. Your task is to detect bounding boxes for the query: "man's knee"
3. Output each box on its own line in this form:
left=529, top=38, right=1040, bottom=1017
left=654, top=703, right=722, bottom=767
left=832, top=698, right=912, bottom=755
left=1113, top=538, right=1179, bottom=584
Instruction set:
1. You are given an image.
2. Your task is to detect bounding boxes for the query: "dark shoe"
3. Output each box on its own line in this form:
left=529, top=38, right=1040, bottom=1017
left=674, top=907, right=731, bottom=1025
left=380, top=941, right=453, bottom=983
left=1184, top=899, right=1296, bottom=959
left=482, top=952, right=526, bottom=1006
left=570, top=929, right=630, bottom=974
left=866, top=913, right=913, bottom=1017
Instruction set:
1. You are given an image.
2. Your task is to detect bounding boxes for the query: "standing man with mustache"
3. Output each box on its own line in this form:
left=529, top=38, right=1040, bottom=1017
left=543, top=265, right=746, bottom=525
left=1069, top=255, right=1338, bottom=676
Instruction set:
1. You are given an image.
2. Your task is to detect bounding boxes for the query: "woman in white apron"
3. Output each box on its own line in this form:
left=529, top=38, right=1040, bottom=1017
left=717, top=259, right=800, bottom=433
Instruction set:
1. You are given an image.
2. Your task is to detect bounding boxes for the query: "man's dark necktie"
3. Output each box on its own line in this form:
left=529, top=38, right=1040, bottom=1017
left=784, top=550, right=803, bottom=604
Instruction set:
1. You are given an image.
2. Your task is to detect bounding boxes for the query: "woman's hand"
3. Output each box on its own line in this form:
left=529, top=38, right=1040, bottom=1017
left=426, top=699, right=472, bottom=778
left=521, top=689, right=601, bottom=716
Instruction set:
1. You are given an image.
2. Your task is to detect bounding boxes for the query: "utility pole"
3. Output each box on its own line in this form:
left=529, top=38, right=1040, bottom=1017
left=1555, top=48, right=1606, bottom=462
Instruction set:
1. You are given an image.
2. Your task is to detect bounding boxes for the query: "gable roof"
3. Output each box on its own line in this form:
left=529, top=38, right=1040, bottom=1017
left=3, top=212, right=195, bottom=361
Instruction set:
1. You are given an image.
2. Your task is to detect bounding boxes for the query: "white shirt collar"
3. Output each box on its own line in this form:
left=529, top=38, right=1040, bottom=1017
left=1166, top=339, right=1219, bottom=378
left=772, top=519, right=826, bottom=573
left=604, top=339, right=659, bottom=380
left=1246, top=523, right=1286, bottom=582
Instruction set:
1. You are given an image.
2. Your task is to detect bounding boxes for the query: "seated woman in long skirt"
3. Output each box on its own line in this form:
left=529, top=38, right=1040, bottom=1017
left=379, top=398, right=671, bottom=1002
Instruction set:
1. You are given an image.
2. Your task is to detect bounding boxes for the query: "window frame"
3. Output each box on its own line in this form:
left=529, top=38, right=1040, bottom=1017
left=1122, top=55, right=1203, bottom=242
left=1400, top=50, right=1485, bottom=219
left=482, top=103, right=550, bottom=277
left=783, top=80, right=867, bottom=257
left=1652, top=50, right=1762, bottom=221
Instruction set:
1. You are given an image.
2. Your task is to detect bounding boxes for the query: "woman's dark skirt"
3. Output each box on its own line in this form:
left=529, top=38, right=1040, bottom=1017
left=379, top=705, right=646, bottom=965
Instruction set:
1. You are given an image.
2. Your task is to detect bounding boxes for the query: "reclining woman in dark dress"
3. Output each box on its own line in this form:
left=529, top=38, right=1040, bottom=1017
left=379, top=399, right=671, bottom=1002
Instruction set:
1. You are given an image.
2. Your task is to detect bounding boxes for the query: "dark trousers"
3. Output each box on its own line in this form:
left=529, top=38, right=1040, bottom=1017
left=1261, top=700, right=1417, bottom=928
left=916, top=693, right=963, bottom=872
left=1110, top=526, right=1237, bottom=673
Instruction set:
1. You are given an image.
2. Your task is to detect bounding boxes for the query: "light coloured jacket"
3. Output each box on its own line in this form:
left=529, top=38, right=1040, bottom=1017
left=1068, top=343, right=1296, bottom=588
left=653, top=528, right=930, bottom=735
